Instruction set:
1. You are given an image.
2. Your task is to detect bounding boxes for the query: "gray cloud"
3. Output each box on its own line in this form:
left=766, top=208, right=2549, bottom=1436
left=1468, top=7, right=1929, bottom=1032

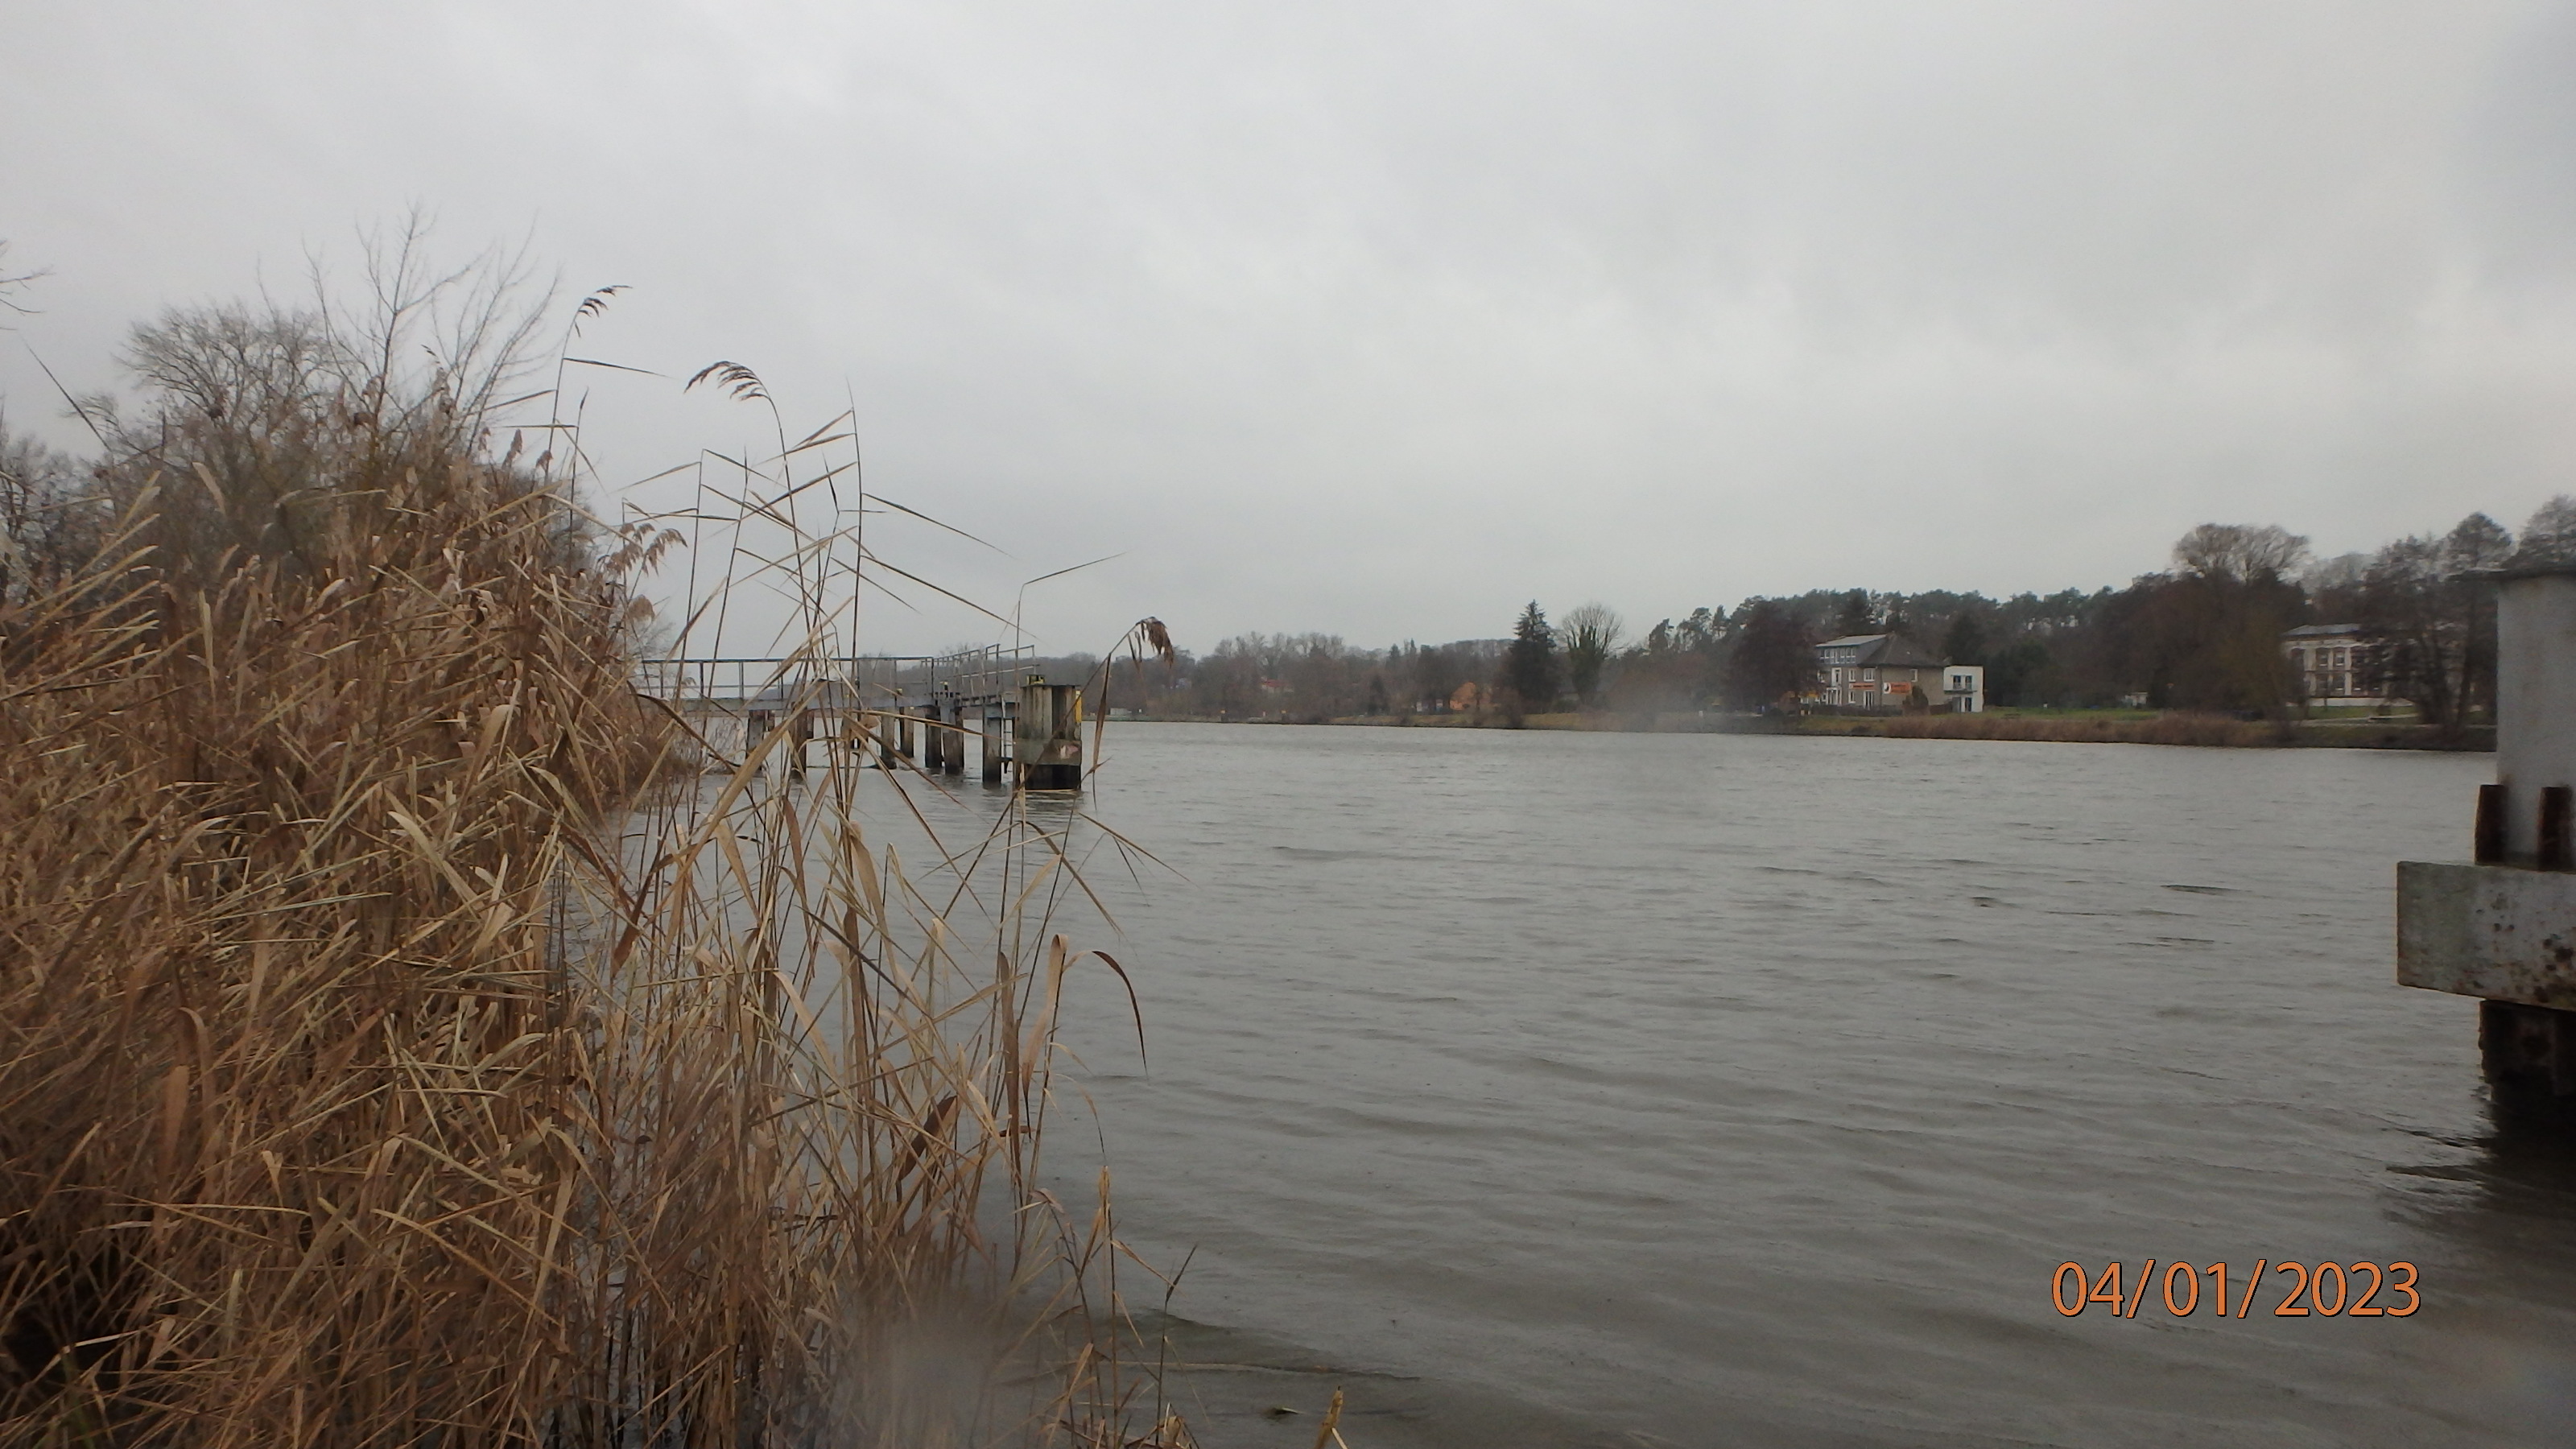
left=6, top=1, right=2574, bottom=652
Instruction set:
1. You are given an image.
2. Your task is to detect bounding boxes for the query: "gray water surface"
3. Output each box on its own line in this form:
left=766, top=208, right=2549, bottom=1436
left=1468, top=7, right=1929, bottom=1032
left=945, top=724, right=2574, bottom=1446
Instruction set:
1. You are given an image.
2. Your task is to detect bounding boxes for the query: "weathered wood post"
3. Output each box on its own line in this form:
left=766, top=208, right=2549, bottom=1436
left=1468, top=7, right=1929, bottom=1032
left=841, top=688, right=865, bottom=769
left=2399, top=564, right=2576, bottom=1099
left=898, top=707, right=918, bottom=760
left=874, top=707, right=901, bottom=769
left=939, top=698, right=964, bottom=775
left=1013, top=678, right=1084, bottom=791
left=922, top=700, right=947, bottom=773
left=789, top=707, right=814, bottom=779
left=981, top=703, right=1006, bottom=783
left=746, top=708, right=775, bottom=774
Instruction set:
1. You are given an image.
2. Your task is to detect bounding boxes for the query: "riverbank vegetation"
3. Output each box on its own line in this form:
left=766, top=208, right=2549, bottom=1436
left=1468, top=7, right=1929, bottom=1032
left=1069, top=512, right=2543, bottom=737
left=0, top=241, right=1169, bottom=1446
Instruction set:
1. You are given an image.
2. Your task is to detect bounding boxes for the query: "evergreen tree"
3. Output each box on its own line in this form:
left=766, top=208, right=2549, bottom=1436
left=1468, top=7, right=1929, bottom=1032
left=1726, top=601, right=1811, bottom=710
left=1985, top=638, right=2054, bottom=707
left=1502, top=601, right=1560, bottom=716
left=1940, top=607, right=1988, bottom=667
left=1832, top=589, right=1874, bottom=637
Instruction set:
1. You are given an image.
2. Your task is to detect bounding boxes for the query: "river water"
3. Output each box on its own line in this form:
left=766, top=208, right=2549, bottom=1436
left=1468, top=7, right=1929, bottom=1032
left=911, top=724, right=2576, bottom=1447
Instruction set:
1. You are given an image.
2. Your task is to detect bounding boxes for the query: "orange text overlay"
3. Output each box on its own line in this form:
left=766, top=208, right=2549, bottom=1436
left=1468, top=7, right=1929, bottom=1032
left=2052, top=1261, right=2418, bottom=1319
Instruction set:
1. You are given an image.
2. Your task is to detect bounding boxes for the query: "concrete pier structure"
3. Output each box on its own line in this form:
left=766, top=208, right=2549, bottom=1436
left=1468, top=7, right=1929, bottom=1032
left=2397, top=566, right=2576, bottom=1098
left=635, top=647, right=1068, bottom=789
left=1014, top=679, right=1084, bottom=791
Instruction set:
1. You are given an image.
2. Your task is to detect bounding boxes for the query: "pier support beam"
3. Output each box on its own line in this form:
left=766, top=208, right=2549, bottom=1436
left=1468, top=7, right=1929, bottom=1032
left=1014, top=679, right=1084, bottom=791
left=981, top=704, right=1006, bottom=783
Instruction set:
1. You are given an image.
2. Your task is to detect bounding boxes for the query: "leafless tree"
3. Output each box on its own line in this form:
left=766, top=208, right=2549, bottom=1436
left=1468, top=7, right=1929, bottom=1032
left=2301, top=551, right=2370, bottom=592
left=1559, top=601, right=1624, bottom=708
left=2173, top=522, right=2310, bottom=583
left=2358, top=514, right=2513, bottom=727
left=0, top=413, right=103, bottom=602
left=2515, top=495, right=2576, bottom=567
left=92, top=218, right=564, bottom=589
left=0, top=239, right=43, bottom=320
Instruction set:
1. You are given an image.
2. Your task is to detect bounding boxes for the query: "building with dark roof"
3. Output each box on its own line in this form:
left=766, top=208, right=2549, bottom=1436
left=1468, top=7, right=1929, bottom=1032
left=1814, top=634, right=1983, bottom=712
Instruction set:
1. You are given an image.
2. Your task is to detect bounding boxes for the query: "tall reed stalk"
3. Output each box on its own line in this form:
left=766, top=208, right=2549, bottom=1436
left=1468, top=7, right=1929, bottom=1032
left=0, top=265, right=1179, bottom=1446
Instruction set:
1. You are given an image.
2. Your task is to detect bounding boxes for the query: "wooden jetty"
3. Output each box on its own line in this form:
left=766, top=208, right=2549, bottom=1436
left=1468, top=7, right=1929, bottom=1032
left=634, top=645, right=1088, bottom=791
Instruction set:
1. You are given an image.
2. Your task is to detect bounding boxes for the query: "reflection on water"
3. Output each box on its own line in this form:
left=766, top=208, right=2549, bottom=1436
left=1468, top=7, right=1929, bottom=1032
left=869, top=725, right=2576, bottom=1447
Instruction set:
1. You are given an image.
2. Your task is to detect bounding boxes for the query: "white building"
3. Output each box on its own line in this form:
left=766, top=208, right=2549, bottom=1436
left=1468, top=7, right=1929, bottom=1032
left=2281, top=623, right=2384, bottom=710
left=1942, top=664, right=1986, bottom=713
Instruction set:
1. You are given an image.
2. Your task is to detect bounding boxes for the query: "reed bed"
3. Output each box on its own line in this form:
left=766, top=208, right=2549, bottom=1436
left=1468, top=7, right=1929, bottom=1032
left=0, top=275, right=1178, bottom=1446
left=1867, top=712, right=2288, bottom=746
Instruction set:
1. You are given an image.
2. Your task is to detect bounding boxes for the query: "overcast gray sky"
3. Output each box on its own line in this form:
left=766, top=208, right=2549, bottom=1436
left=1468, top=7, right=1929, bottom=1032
left=7, top=2, right=2575, bottom=654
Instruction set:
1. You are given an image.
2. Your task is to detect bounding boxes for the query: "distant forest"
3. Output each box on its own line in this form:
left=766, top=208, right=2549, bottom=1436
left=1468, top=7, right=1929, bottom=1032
left=1067, top=506, right=2576, bottom=727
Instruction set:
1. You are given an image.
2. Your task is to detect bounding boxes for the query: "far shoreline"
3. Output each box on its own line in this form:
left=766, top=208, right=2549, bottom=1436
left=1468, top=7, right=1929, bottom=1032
left=1107, top=710, right=2494, bottom=752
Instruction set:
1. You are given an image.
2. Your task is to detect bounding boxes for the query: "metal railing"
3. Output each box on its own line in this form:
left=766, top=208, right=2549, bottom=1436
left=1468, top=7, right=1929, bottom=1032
left=634, top=646, right=1035, bottom=709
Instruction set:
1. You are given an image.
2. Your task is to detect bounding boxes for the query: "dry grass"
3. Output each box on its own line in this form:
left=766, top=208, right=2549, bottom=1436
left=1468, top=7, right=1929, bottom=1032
left=0, top=283, right=1179, bottom=1445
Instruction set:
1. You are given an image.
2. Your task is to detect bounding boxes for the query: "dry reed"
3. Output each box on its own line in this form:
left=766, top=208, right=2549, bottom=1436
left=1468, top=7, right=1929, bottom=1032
left=0, top=270, right=1180, bottom=1446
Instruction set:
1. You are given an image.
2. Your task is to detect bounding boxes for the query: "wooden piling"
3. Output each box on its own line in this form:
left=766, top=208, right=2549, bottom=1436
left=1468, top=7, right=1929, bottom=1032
left=982, top=704, right=1005, bottom=782
left=2476, top=782, right=2508, bottom=865
left=939, top=700, right=964, bottom=775
left=2482, top=999, right=2576, bottom=1098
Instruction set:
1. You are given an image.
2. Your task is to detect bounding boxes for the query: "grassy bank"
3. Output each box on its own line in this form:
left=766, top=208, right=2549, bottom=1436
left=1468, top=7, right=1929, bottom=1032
left=1803, top=712, right=2489, bottom=749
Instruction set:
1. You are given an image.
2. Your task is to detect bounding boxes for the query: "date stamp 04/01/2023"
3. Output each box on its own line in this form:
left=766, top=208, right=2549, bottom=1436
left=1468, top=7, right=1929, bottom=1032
left=2053, top=1261, right=2420, bottom=1319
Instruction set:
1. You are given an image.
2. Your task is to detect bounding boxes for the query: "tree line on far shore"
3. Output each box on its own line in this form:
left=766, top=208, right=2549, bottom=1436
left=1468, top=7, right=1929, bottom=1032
left=1069, top=508, right=2569, bottom=727
left=27, top=366, right=2511, bottom=728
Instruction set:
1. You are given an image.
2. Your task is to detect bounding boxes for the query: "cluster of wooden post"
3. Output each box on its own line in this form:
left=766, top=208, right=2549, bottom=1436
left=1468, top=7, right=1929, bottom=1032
left=735, top=677, right=1084, bottom=791
left=913, top=692, right=1018, bottom=783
